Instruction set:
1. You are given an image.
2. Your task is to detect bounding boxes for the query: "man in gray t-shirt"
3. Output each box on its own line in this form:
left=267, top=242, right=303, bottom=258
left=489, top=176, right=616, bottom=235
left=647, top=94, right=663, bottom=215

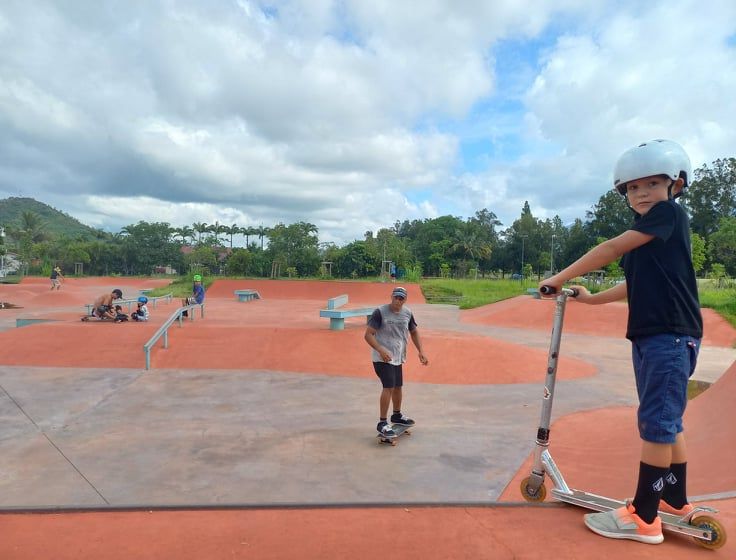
left=364, top=286, right=428, bottom=437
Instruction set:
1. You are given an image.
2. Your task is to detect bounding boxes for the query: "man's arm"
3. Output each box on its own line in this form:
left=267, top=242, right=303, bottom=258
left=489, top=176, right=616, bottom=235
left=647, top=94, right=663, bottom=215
left=410, top=329, right=428, bottom=365
left=365, top=326, right=391, bottom=362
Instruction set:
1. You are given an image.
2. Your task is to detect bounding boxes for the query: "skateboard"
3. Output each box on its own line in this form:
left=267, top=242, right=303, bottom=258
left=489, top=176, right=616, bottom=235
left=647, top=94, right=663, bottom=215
left=376, top=423, right=413, bottom=446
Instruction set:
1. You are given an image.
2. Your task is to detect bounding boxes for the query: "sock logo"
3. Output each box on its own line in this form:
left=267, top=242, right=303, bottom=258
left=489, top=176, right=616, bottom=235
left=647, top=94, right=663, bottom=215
left=653, top=477, right=664, bottom=492
left=666, top=473, right=677, bottom=485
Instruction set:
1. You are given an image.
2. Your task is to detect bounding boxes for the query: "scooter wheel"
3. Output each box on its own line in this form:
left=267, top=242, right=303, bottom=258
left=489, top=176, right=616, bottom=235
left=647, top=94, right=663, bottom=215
left=520, top=476, right=546, bottom=502
left=691, top=515, right=727, bottom=550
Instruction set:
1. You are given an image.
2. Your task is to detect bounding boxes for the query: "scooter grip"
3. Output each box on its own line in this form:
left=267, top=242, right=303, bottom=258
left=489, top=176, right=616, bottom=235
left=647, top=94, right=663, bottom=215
left=539, top=286, right=579, bottom=297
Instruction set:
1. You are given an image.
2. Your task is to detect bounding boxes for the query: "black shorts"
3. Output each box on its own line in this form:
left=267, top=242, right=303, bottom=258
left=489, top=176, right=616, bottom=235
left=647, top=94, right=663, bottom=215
left=373, top=362, right=403, bottom=389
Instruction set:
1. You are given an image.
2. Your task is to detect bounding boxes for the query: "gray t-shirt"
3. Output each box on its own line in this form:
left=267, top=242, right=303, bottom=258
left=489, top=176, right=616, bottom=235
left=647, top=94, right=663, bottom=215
left=367, top=304, right=417, bottom=365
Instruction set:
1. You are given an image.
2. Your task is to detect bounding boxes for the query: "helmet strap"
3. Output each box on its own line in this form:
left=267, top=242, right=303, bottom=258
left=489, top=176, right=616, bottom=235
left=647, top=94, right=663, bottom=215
left=666, top=179, right=675, bottom=200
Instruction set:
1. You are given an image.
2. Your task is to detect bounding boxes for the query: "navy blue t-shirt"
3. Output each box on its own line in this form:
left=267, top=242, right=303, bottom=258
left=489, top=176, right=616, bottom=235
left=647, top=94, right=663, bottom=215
left=621, top=200, right=702, bottom=340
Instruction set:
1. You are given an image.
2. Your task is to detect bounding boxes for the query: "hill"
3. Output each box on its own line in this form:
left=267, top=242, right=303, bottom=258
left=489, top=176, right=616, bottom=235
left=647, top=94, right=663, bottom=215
left=0, top=197, right=102, bottom=240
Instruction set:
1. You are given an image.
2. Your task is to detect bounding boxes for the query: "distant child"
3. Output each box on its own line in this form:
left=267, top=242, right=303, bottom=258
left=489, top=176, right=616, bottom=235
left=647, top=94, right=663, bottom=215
left=113, top=305, right=129, bottom=322
left=50, top=266, right=64, bottom=290
left=539, top=140, right=701, bottom=545
left=131, top=296, right=149, bottom=322
left=182, top=274, right=205, bottom=317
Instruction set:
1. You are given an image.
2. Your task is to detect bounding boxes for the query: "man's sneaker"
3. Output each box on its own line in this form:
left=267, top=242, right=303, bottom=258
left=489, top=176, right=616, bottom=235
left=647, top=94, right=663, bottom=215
left=659, top=500, right=695, bottom=517
left=390, top=413, right=415, bottom=426
left=377, top=422, right=396, bottom=437
left=584, top=502, right=664, bottom=544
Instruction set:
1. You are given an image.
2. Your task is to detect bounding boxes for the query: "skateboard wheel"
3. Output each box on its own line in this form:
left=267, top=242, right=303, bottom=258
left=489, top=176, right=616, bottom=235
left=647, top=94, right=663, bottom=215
left=690, top=515, right=727, bottom=550
left=519, top=476, right=547, bottom=502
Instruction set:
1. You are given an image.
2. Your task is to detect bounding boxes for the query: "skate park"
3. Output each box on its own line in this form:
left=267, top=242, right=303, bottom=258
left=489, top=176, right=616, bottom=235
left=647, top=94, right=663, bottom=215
left=0, top=277, right=734, bottom=558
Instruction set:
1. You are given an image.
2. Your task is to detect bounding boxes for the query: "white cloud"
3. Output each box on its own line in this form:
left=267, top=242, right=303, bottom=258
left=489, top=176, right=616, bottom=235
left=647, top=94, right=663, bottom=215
left=0, top=0, right=734, bottom=244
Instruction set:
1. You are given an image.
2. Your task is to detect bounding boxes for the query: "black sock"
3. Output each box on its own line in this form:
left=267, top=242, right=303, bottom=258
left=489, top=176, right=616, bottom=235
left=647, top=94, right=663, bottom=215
left=392, top=410, right=400, bottom=416
left=379, top=418, right=387, bottom=423
left=661, top=462, right=688, bottom=509
left=632, top=462, right=670, bottom=524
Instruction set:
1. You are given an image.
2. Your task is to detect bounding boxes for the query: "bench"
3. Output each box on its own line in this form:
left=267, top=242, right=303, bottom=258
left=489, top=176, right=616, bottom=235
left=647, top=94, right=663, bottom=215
left=234, top=289, right=261, bottom=302
left=319, top=294, right=375, bottom=330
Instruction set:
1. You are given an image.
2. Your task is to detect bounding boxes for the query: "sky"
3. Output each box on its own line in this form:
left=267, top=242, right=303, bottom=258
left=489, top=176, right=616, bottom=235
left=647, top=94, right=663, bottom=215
left=1, top=0, right=735, bottom=246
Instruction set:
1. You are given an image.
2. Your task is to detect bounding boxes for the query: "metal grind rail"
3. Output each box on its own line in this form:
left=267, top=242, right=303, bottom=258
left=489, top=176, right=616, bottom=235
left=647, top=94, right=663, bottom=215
left=143, top=303, right=205, bottom=370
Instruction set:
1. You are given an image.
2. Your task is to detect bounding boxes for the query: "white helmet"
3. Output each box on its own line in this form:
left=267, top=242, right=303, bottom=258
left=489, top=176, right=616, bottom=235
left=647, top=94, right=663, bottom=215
left=613, top=139, right=691, bottom=197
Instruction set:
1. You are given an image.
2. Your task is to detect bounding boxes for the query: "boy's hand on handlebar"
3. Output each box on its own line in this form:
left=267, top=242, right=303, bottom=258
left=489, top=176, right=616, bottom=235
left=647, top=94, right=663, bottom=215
left=569, top=285, right=591, bottom=302
left=538, top=275, right=564, bottom=297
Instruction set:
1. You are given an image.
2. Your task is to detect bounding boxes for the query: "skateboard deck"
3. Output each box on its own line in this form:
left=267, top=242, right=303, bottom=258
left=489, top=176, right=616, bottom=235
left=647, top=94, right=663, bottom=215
left=376, top=423, right=414, bottom=446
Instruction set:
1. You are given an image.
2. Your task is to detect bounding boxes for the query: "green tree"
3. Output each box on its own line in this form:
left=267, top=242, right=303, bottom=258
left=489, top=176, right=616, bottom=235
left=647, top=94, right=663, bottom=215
left=119, top=222, right=180, bottom=275
left=707, top=216, right=736, bottom=276
left=691, top=232, right=706, bottom=275
left=586, top=190, right=631, bottom=241
left=681, top=158, right=736, bottom=238
left=266, top=222, right=320, bottom=276
left=185, top=245, right=218, bottom=276
left=335, top=241, right=376, bottom=277
left=225, top=248, right=253, bottom=276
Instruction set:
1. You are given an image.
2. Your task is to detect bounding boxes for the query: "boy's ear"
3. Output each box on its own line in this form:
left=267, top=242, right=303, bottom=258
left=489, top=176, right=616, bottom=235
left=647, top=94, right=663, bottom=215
left=672, top=177, right=685, bottom=195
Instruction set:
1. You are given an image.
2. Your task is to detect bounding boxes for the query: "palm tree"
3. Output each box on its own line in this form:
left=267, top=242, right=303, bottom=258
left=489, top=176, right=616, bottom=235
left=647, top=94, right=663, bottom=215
left=192, top=222, right=209, bottom=245
left=208, top=221, right=227, bottom=245
left=242, top=226, right=258, bottom=248
left=225, top=224, right=239, bottom=248
left=179, top=225, right=195, bottom=244
left=256, top=225, right=269, bottom=250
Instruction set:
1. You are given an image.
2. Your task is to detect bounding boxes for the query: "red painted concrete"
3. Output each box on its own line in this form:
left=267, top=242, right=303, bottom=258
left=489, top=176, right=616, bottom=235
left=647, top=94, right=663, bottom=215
left=463, top=295, right=736, bottom=347
left=1, top=503, right=733, bottom=559
left=1, top=277, right=733, bottom=558
left=500, top=361, right=736, bottom=501
left=0, top=280, right=595, bottom=383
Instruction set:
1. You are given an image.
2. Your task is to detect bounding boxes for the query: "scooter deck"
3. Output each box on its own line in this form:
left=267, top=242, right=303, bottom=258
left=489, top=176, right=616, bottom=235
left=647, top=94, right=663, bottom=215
left=551, top=488, right=719, bottom=540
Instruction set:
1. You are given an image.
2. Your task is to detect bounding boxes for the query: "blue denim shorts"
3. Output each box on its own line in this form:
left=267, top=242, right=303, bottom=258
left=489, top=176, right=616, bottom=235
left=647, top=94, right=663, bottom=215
left=632, top=334, right=700, bottom=443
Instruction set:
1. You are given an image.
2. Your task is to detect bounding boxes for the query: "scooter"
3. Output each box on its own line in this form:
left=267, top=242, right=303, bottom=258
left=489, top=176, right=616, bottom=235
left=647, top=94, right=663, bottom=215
left=519, top=286, right=727, bottom=550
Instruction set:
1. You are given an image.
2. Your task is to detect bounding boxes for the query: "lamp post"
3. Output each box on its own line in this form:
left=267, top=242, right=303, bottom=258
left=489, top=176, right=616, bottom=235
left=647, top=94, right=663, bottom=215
left=550, top=233, right=556, bottom=275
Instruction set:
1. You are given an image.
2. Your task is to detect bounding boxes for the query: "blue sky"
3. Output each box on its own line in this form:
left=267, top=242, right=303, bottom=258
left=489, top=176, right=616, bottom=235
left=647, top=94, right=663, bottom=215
left=0, top=1, right=735, bottom=244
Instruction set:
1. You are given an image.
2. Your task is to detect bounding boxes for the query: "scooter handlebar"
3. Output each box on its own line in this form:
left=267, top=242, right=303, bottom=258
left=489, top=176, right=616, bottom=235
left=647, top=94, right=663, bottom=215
left=539, top=285, right=579, bottom=297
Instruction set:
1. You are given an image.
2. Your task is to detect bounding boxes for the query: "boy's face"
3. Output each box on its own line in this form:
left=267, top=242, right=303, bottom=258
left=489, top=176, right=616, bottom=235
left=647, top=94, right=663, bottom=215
left=623, top=174, right=678, bottom=215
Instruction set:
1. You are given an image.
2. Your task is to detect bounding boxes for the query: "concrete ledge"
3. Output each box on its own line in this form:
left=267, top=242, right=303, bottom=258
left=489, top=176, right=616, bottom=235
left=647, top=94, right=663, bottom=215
left=16, top=318, right=59, bottom=328
left=319, top=307, right=374, bottom=330
left=234, top=290, right=261, bottom=302
left=327, top=294, right=349, bottom=309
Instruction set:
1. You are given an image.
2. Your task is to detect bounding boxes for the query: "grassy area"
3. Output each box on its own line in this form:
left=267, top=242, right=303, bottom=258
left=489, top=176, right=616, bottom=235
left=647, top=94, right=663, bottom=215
left=420, top=278, right=530, bottom=309
left=699, top=286, right=736, bottom=328
left=147, top=277, right=213, bottom=298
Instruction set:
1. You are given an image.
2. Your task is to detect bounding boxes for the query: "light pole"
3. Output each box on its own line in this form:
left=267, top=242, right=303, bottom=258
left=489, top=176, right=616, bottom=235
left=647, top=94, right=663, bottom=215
left=550, top=233, right=556, bottom=274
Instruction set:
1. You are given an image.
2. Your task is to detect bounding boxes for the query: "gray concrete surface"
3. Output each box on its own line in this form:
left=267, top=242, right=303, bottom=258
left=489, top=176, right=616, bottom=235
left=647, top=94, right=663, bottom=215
left=0, top=302, right=733, bottom=509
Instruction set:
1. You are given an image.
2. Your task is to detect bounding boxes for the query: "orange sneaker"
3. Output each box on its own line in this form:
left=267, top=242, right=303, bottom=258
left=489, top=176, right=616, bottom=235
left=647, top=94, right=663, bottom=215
left=584, top=502, right=664, bottom=544
left=659, top=500, right=695, bottom=516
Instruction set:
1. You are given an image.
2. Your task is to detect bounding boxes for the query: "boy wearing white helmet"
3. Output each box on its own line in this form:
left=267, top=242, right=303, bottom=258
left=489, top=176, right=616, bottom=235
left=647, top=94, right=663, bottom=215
left=540, top=139, right=702, bottom=545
